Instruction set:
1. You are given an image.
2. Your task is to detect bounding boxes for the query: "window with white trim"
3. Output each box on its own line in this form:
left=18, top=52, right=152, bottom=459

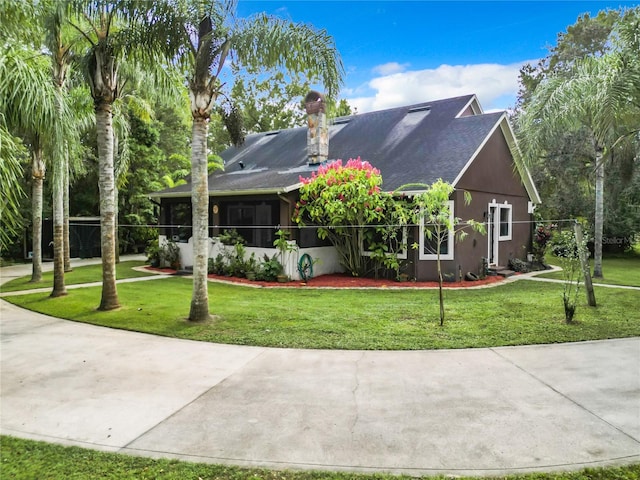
left=419, top=201, right=454, bottom=261
left=499, top=204, right=512, bottom=241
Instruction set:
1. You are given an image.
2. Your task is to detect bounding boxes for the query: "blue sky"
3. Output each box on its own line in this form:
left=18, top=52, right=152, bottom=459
left=236, top=1, right=638, bottom=113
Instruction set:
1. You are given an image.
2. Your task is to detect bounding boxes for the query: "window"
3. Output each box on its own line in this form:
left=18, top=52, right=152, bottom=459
left=163, top=201, right=192, bottom=242
left=219, top=200, right=278, bottom=248
left=499, top=204, right=512, bottom=241
left=298, top=226, right=332, bottom=248
left=362, top=226, right=408, bottom=260
left=419, top=201, right=454, bottom=261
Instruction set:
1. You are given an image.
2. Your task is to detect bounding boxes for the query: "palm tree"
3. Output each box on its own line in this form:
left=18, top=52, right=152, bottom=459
left=163, top=0, right=344, bottom=321
left=0, top=2, right=32, bottom=255
left=46, top=3, right=75, bottom=297
left=67, top=0, right=179, bottom=310
left=1, top=1, right=87, bottom=290
left=0, top=45, right=61, bottom=282
left=518, top=50, right=637, bottom=278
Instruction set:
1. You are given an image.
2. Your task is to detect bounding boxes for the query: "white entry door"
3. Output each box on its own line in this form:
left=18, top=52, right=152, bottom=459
left=488, top=205, right=499, bottom=265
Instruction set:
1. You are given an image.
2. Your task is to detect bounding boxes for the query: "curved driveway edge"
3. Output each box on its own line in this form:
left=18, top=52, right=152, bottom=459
left=1, top=298, right=639, bottom=477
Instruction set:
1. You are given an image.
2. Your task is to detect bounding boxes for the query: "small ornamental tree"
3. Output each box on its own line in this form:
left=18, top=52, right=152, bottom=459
left=412, top=179, right=485, bottom=326
left=293, top=157, right=396, bottom=276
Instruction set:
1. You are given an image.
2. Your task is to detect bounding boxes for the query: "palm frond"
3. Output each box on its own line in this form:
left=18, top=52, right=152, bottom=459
left=0, top=45, right=59, bottom=136
left=0, top=119, right=27, bottom=252
left=217, top=103, right=244, bottom=146
left=0, top=0, right=43, bottom=44
left=231, top=13, right=344, bottom=98
left=517, top=52, right=624, bottom=162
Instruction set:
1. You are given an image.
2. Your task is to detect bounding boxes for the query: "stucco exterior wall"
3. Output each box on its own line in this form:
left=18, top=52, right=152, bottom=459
left=160, top=234, right=342, bottom=281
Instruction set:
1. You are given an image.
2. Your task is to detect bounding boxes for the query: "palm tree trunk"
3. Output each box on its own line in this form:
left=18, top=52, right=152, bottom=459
left=114, top=134, right=120, bottom=264
left=115, top=181, right=120, bottom=264
left=593, top=149, right=605, bottom=278
left=51, top=150, right=67, bottom=297
left=63, top=161, right=72, bottom=272
left=51, top=80, right=67, bottom=297
left=96, top=103, right=120, bottom=310
left=188, top=116, right=210, bottom=322
left=30, top=145, right=45, bottom=283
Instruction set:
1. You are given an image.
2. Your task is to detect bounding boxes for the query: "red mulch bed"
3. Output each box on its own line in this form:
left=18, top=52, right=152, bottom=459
left=145, top=267, right=179, bottom=274
left=144, top=266, right=506, bottom=288
left=263, top=273, right=507, bottom=288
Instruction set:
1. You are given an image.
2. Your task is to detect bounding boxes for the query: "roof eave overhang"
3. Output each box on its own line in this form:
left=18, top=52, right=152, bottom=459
left=501, top=117, right=542, bottom=204
left=392, top=189, right=428, bottom=197
left=149, top=182, right=302, bottom=199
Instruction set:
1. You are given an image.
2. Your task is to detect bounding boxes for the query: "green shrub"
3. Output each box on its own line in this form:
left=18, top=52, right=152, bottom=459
left=163, top=241, right=181, bottom=269
left=145, top=239, right=162, bottom=267
left=145, top=239, right=180, bottom=269
left=256, top=254, right=283, bottom=281
left=218, top=229, right=246, bottom=246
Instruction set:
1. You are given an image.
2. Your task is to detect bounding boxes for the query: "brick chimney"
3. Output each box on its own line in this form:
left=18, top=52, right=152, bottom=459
left=305, top=91, right=328, bottom=166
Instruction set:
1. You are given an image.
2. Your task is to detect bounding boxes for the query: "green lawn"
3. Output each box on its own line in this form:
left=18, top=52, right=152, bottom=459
left=0, top=260, right=152, bottom=292
left=2, top=436, right=638, bottom=480
left=539, top=254, right=640, bottom=287
left=5, top=274, right=639, bottom=350
left=3, top=262, right=639, bottom=479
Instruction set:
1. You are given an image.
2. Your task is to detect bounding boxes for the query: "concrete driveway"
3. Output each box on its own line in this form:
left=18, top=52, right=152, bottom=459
left=1, top=259, right=639, bottom=476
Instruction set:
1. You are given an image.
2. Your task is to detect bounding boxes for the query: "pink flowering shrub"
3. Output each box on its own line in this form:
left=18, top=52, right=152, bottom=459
left=294, top=157, right=398, bottom=276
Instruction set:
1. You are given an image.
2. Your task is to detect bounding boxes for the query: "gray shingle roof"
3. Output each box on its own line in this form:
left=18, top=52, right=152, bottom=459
left=152, top=94, right=507, bottom=197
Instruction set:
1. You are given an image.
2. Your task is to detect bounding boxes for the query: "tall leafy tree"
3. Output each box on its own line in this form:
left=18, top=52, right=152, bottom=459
left=606, top=8, right=640, bottom=248
left=518, top=8, right=640, bottom=278
left=231, top=72, right=312, bottom=133
left=519, top=59, right=610, bottom=278
left=162, top=0, right=344, bottom=321
left=517, top=9, right=619, bottom=109
left=515, top=9, right=627, bottom=240
left=115, top=96, right=165, bottom=255
left=328, top=98, right=353, bottom=118
left=0, top=4, right=28, bottom=254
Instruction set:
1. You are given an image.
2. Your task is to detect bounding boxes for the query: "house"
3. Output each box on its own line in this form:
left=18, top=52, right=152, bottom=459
left=150, top=93, right=540, bottom=281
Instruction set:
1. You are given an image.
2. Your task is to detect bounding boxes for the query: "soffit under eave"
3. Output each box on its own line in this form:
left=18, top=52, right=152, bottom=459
left=499, top=118, right=542, bottom=204
left=148, top=183, right=302, bottom=200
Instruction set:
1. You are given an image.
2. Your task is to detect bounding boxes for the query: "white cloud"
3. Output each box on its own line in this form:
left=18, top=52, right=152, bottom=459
left=372, top=62, right=410, bottom=76
left=347, top=61, right=536, bottom=114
